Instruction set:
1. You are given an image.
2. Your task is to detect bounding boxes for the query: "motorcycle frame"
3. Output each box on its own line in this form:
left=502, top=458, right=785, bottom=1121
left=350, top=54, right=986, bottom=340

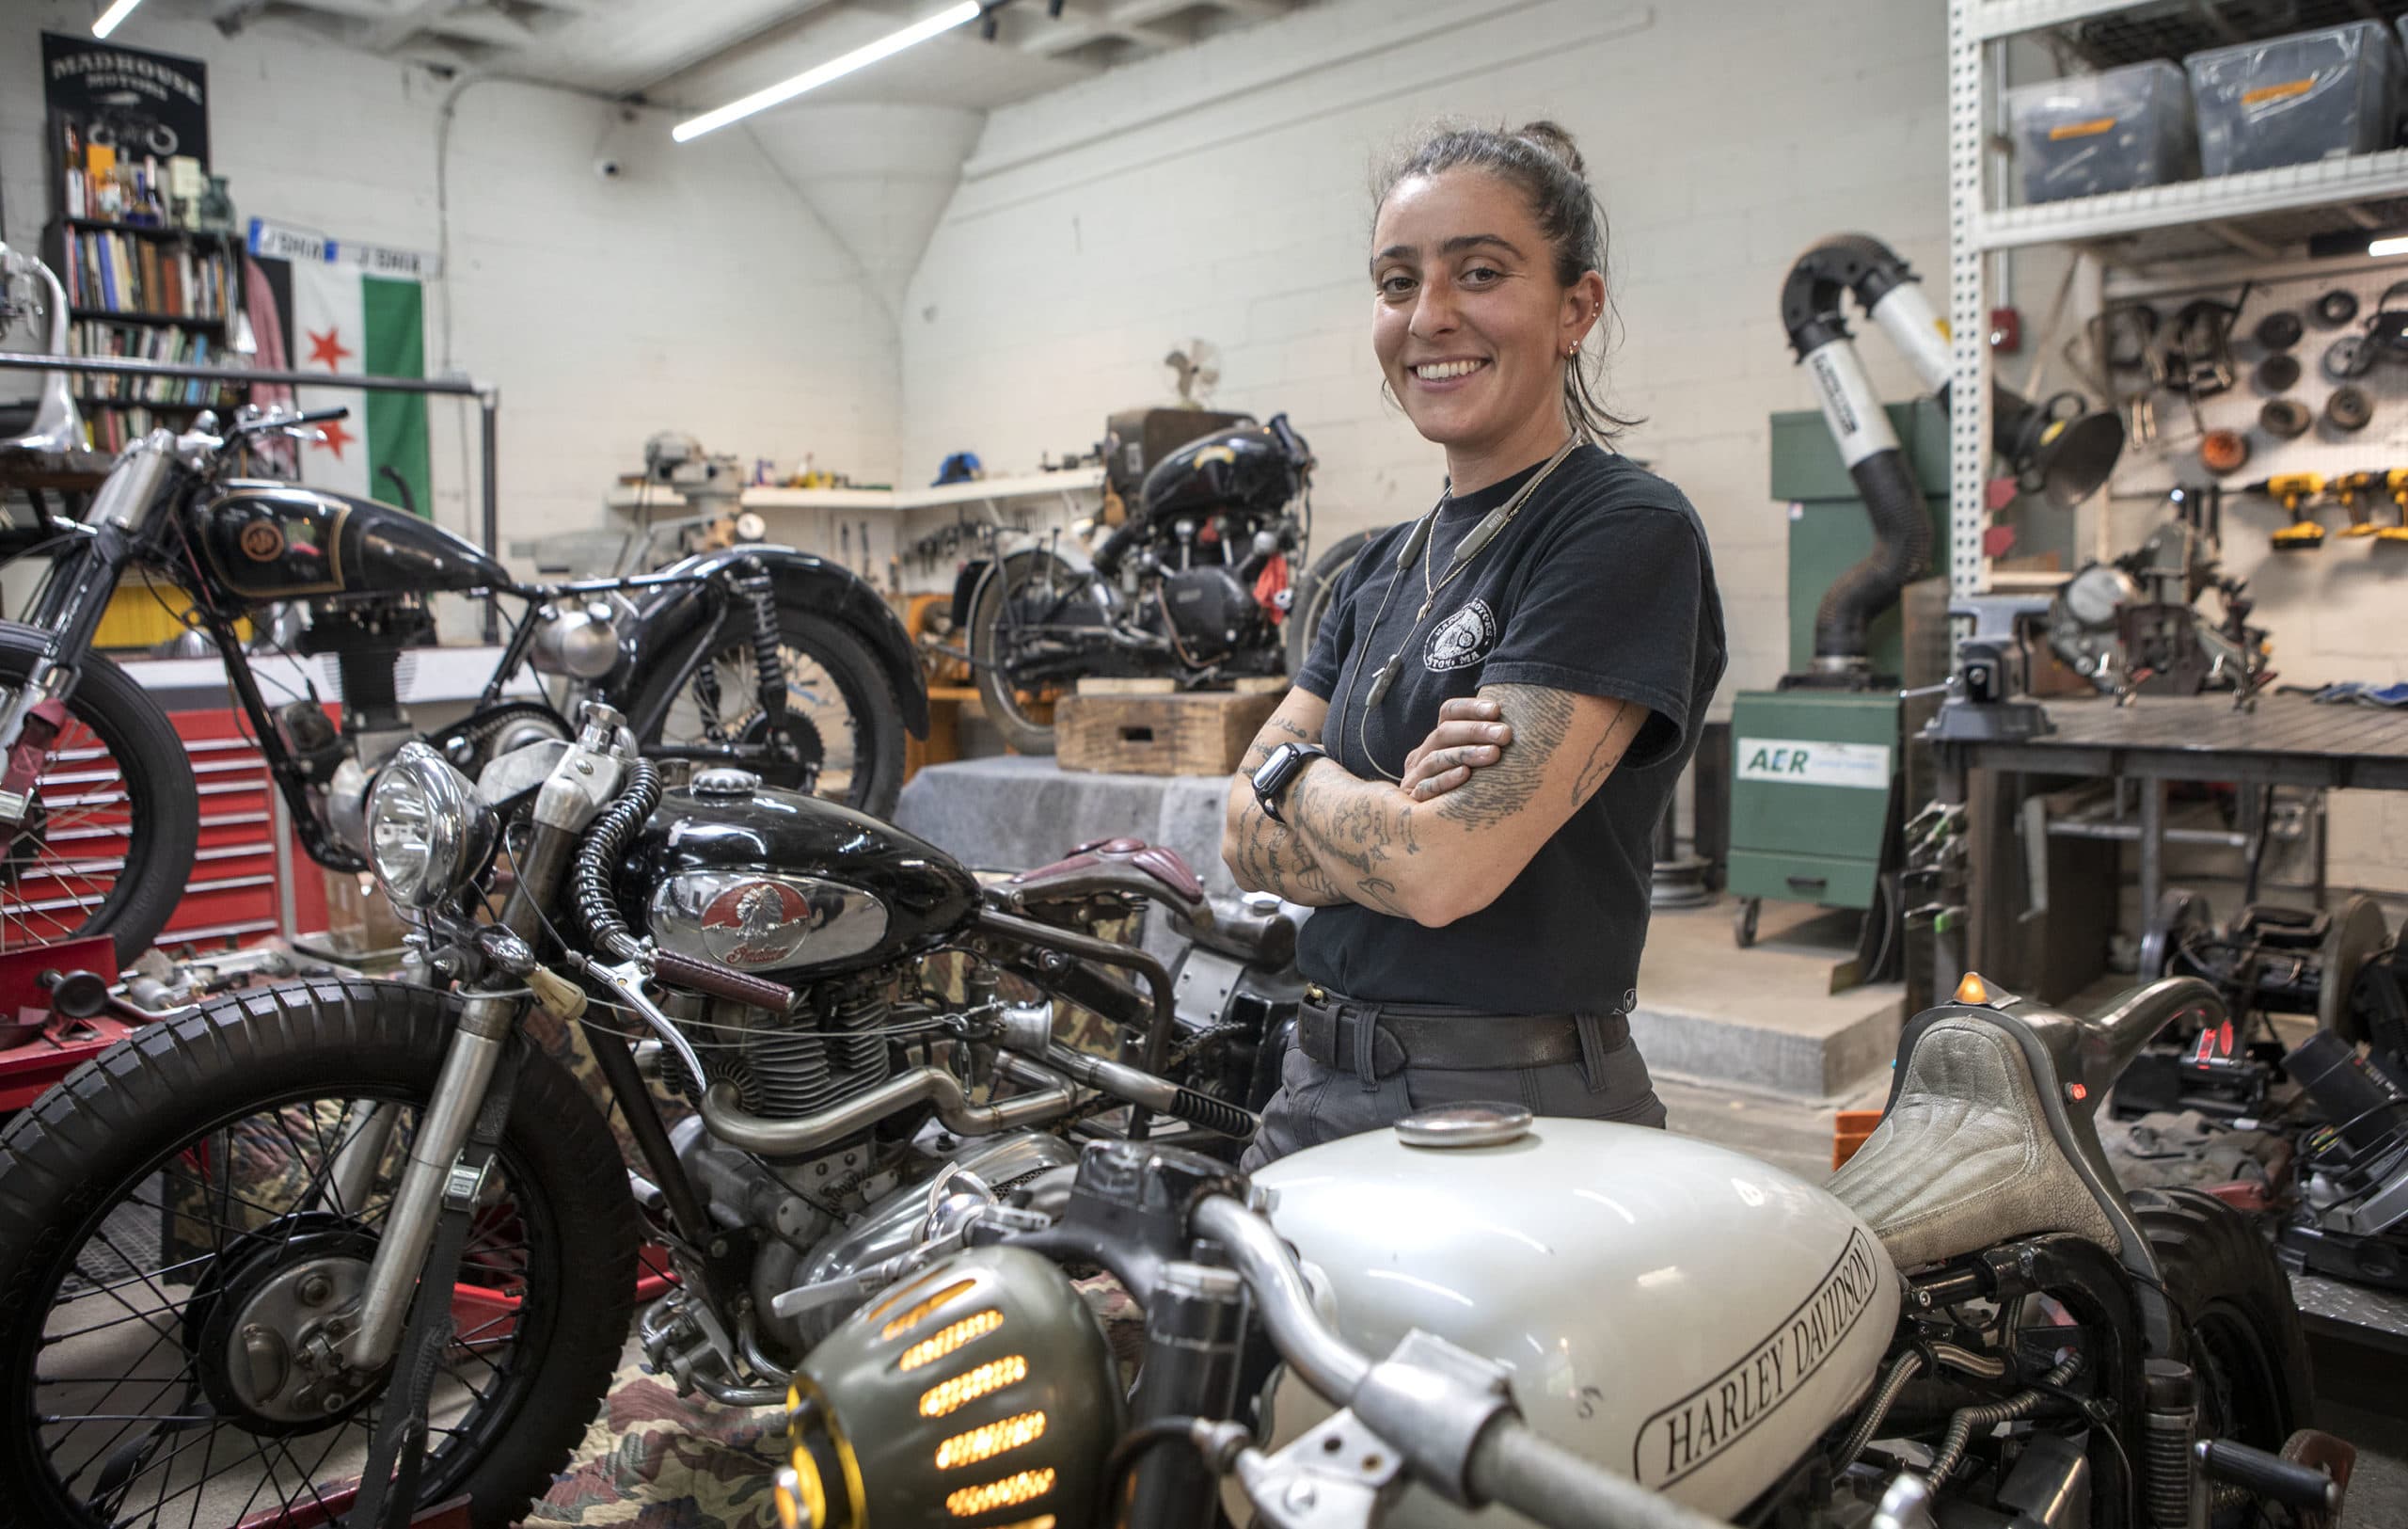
left=1, top=458, right=925, bottom=871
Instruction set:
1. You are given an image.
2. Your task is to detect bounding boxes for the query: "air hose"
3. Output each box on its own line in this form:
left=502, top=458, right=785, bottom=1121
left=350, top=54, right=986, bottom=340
left=571, top=757, right=661, bottom=964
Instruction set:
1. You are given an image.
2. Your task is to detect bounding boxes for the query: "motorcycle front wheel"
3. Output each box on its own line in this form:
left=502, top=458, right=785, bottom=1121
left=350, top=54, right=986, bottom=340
left=0, top=980, right=639, bottom=1529
left=0, top=624, right=197, bottom=966
left=638, top=604, right=907, bottom=820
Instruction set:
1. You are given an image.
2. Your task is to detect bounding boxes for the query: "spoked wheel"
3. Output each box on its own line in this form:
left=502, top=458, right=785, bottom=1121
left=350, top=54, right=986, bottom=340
left=0, top=981, right=638, bottom=1529
left=1285, top=528, right=1376, bottom=677
left=0, top=626, right=196, bottom=966
left=646, top=606, right=905, bottom=819
left=967, top=551, right=1077, bottom=756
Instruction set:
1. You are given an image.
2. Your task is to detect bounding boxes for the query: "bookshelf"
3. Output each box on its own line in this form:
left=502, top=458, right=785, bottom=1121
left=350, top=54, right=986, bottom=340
left=42, top=110, right=245, bottom=453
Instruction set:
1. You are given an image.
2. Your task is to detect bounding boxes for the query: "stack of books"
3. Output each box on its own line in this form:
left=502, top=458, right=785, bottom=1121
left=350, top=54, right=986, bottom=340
left=60, top=227, right=233, bottom=320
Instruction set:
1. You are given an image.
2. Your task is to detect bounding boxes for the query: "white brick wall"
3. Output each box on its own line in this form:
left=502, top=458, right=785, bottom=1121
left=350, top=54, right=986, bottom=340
left=902, top=0, right=1956, bottom=709
left=1, top=0, right=904, bottom=574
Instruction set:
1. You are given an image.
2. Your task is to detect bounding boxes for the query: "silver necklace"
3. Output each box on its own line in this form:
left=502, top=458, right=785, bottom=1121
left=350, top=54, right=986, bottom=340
left=1335, top=438, right=1578, bottom=780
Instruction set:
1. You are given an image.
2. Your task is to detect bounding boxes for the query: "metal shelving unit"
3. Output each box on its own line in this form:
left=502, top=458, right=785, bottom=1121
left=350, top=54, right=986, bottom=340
left=1945, top=0, right=2408, bottom=595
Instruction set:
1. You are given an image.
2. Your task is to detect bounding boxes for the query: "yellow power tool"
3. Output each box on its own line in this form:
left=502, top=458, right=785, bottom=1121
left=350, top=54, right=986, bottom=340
left=2383, top=470, right=2408, bottom=543
left=2249, top=472, right=2327, bottom=549
left=2333, top=471, right=2381, bottom=537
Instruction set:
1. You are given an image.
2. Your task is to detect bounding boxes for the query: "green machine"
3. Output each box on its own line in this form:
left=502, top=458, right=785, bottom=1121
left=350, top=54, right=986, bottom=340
left=1728, top=402, right=1946, bottom=958
left=1730, top=403, right=2080, bottom=959
left=1736, top=234, right=2120, bottom=975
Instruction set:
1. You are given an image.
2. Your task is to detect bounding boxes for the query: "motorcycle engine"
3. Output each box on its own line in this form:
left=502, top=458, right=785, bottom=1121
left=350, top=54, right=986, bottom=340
left=1157, top=565, right=1260, bottom=661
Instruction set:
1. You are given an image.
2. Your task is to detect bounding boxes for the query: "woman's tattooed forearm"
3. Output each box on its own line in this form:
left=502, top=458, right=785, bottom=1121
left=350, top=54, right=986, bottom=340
left=1433, top=684, right=1576, bottom=830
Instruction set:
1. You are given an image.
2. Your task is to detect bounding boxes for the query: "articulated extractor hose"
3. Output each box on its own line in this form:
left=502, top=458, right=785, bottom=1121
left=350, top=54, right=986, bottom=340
left=1779, top=234, right=2122, bottom=679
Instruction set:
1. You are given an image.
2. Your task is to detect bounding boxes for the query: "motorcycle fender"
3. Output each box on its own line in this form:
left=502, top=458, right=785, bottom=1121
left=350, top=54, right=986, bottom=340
left=615, top=545, right=927, bottom=737
left=959, top=542, right=1100, bottom=630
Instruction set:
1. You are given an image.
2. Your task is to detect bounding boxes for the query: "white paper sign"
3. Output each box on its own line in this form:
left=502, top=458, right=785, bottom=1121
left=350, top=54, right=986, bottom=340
left=1735, top=738, right=1891, bottom=790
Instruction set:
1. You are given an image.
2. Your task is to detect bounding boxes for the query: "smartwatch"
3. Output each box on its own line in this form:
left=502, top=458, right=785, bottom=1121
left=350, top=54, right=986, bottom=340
left=1249, top=742, right=1327, bottom=825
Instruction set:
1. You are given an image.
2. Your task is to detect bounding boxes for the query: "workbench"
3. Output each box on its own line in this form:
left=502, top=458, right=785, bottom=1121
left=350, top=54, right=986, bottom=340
left=1933, top=693, right=2408, bottom=957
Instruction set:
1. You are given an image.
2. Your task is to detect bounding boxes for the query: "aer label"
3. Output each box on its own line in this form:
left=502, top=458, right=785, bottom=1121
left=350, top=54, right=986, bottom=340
left=1735, top=738, right=1890, bottom=789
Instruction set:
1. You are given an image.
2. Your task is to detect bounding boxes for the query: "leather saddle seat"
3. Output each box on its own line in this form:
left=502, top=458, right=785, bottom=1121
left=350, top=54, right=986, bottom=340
left=993, top=836, right=1208, bottom=916
left=1829, top=1012, right=2122, bottom=1271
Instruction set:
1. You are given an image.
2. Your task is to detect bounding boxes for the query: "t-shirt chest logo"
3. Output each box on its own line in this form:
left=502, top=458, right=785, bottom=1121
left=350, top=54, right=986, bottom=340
left=1423, top=598, right=1497, bottom=673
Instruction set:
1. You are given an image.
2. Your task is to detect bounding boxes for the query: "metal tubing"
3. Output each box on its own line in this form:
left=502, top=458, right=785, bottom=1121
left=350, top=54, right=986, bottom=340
left=1191, top=1196, right=1370, bottom=1403
left=0, top=351, right=486, bottom=396
left=1466, top=1422, right=1737, bottom=1529
left=342, top=1027, right=508, bottom=1366
left=580, top=1014, right=717, bottom=1250
left=481, top=393, right=500, bottom=642
left=2044, top=821, right=2252, bottom=849
left=698, top=1068, right=1078, bottom=1158
left=2140, top=778, right=2166, bottom=923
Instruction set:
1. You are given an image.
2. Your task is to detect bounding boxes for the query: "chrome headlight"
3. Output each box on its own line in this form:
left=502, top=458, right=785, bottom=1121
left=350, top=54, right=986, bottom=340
left=368, top=741, right=496, bottom=908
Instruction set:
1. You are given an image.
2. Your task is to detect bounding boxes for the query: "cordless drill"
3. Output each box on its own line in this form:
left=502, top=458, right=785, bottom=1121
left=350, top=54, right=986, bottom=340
left=2375, top=469, right=2408, bottom=543
left=2332, top=471, right=2380, bottom=537
left=2247, top=472, right=2326, bottom=549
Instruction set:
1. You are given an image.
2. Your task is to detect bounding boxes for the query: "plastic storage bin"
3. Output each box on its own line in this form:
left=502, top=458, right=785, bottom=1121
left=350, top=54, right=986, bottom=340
left=2187, top=21, right=2400, bottom=176
left=2007, top=61, right=2195, bottom=202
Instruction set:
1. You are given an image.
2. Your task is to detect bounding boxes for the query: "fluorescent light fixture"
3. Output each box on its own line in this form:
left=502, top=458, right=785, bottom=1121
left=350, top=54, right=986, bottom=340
left=2371, top=235, right=2408, bottom=258
left=91, top=0, right=145, bottom=38
left=673, top=2, right=982, bottom=143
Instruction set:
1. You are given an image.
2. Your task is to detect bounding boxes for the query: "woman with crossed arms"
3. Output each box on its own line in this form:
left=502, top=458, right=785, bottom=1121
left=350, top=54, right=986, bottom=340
left=1223, top=119, right=1727, bottom=1168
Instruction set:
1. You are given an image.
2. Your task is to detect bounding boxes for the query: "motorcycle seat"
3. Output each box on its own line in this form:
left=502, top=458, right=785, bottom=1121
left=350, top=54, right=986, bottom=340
left=1830, top=1012, right=2121, bottom=1271
left=998, top=837, right=1208, bottom=916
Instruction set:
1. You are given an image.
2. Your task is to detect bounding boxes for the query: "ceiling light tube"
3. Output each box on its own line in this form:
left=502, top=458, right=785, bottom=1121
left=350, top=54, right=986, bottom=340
left=673, top=1, right=983, bottom=143
left=2371, top=235, right=2408, bottom=259
left=91, top=0, right=145, bottom=38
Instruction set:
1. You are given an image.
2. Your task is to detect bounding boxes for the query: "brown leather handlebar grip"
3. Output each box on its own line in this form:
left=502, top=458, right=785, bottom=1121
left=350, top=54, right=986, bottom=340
left=651, top=949, right=800, bottom=1013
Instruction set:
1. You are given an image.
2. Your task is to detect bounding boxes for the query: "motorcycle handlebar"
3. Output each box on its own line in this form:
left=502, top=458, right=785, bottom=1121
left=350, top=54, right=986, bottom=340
left=232, top=406, right=352, bottom=436
left=1188, top=1195, right=1735, bottom=1529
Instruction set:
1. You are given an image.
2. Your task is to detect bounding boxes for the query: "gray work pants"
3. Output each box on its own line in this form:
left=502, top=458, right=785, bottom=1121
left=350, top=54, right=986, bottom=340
left=1239, top=1033, right=1666, bottom=1171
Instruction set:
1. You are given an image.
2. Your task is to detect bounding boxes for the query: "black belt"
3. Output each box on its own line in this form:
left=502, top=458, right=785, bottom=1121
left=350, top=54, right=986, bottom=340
left=1297, top=983, right=1628, bottom=1082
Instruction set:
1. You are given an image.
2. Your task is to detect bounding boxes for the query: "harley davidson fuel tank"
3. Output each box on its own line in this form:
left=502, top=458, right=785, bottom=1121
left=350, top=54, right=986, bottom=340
left=194, top=481, right=514, bottom=601
left=1250, top=1117, right=1898, bottom=1522
left=622, top=777, right=982, bottom=979
left=1137, top=422, right=1304, bottom=523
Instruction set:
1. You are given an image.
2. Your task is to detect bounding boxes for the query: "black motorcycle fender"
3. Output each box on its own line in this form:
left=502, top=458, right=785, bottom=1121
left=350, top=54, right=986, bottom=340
left=611, top=546, right=927, bottom=737
left=955, top=542, right=1101, bottom=631
left=948, top=558, right=989, bottom=632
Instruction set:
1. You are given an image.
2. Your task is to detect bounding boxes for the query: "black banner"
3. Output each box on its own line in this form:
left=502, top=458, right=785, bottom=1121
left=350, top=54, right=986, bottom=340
left=41, top=32, right=210, bottom=169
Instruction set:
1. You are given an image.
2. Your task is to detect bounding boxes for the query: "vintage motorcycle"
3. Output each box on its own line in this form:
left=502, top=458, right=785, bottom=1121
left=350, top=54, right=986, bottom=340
left=761, top=975, right=2337, bottom=1529
left=0, top=702, right=1299, bottom=1526
left=0, top=246, right=925, bottom=964
left=959, top=413, right=1317, bottom=753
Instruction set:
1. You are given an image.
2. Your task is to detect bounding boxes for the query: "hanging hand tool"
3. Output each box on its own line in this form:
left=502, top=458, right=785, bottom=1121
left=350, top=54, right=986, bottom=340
left=2383, top=470, right=2408, bottom=544
left=2333, top=472, right=2381, bottom=537
left=2246, top=472, right=2327, bottom=550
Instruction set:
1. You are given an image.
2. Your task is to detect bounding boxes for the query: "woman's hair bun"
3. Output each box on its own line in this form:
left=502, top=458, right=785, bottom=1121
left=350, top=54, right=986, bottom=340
left=1515, top=119, right=1585, bottom=178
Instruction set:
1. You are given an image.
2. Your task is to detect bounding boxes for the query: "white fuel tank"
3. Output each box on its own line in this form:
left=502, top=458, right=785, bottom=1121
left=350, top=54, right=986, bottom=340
left=1250, top=1113, right=1899, bottom=1523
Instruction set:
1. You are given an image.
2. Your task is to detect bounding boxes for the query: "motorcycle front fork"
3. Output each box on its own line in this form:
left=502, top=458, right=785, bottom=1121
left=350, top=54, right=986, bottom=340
left=0, top=534, right=132, bottom=825
left=337, top=988, right=520, bottom=1370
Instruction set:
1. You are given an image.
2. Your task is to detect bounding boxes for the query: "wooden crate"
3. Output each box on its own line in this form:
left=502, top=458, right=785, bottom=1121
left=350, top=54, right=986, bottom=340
left=1056, top=689, right=1280, bottom=776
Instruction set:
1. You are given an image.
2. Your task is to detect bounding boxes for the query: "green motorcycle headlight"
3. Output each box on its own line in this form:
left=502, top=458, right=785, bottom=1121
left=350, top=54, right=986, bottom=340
left=781, top=1246, right=1122, bottom=1529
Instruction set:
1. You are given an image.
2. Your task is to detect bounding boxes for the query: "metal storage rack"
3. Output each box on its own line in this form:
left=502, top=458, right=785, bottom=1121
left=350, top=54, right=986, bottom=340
left=1945, top=0, right=2408, bottom=595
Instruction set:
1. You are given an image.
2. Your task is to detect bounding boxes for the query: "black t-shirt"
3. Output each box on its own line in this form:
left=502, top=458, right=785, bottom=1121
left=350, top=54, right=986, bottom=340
left=1291, top=443, right=1726, bottom=1015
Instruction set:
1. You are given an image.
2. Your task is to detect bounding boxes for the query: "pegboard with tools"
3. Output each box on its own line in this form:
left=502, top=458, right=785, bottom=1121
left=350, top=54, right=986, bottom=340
left=2090, top=263, right=2408, bottom=553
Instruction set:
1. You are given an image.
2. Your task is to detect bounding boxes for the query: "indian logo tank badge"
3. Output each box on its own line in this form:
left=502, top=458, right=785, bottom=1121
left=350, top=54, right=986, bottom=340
left=1423, top=598, right=1497, bottom=672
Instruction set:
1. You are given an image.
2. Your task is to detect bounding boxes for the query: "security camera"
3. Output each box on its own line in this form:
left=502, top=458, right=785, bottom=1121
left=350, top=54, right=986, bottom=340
left=594, top=158, right=623, bottom=182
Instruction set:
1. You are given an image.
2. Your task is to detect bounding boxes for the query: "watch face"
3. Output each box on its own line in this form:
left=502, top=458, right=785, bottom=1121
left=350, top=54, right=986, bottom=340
left=1253, top=744, right=1293, bottom=790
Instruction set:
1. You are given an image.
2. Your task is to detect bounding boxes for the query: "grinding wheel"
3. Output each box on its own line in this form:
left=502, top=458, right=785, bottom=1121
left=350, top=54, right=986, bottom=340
left=2140, top=887, right=2210, bottom=982
left=2320, top=893, right=2390, bottom=1042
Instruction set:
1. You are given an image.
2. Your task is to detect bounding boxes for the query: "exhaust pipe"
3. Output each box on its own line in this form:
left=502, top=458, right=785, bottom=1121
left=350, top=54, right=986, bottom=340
left=699, top=1068, right=1078, bottom=1158
left=1780, top=234, right=2122, bottom=677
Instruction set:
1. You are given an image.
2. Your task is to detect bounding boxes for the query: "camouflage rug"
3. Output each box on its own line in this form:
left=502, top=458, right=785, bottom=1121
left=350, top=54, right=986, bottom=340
left=526, top=1275, right=1143, bottom=1526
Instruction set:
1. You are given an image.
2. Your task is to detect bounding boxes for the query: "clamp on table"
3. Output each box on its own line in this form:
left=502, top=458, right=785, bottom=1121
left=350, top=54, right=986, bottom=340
left=1922, top=596, right=2057, bottom=744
